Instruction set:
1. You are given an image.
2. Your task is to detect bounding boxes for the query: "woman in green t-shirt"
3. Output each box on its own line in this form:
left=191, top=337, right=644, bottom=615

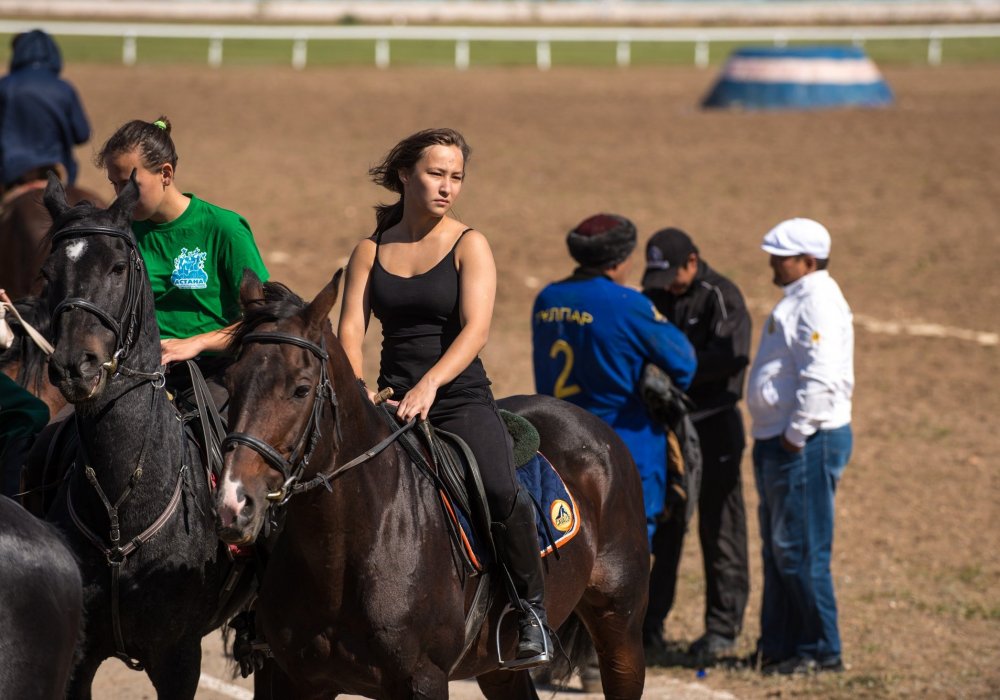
left=94, top=117, right=269, bottom=375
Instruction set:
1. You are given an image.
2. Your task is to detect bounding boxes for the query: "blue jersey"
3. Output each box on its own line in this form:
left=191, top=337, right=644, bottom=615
left=532, top=271, right=696, bottom=540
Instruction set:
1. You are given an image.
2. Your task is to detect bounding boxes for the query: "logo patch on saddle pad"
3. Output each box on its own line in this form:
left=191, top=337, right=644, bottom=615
left=550, top=499, right=574, bottom=532
left=171, top=247, right=209, bottom=290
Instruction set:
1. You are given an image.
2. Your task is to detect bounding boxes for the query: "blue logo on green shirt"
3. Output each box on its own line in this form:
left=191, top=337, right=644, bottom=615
left=171, top=247, right=209, bottom=290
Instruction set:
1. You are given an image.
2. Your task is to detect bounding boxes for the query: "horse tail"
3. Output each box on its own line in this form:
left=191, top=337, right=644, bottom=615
left=548, top=612, right=593, bottom=686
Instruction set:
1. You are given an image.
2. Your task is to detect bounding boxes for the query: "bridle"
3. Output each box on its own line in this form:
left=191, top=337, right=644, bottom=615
left=49, top=225, right=161, bottom=385
left=222, top=329, right=415, bottom=505
left=222, top=330, right=341, bottom=504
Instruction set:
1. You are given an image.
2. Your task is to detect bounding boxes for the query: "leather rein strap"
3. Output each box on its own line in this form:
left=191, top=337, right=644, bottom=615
left=222, top=330, right=415, bottom=504
left=66, top=384, right=188, bottom=671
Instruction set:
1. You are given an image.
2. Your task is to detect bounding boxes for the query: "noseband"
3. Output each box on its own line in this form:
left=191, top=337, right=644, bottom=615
left=222, top=331, right=341, bottom=503
left=50, top=225, right=149, bottom=379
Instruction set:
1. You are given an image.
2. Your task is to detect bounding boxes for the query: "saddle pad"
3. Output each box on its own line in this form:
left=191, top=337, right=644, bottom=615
left=441, top=451, right=580, bottom=570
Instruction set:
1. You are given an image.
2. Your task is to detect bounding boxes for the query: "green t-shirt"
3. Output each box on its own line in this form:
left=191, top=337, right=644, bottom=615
left=133, top=194, right=270, bottom=340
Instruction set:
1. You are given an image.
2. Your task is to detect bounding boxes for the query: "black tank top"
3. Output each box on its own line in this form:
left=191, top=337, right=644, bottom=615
left=370, top=229, right=490, bottom=396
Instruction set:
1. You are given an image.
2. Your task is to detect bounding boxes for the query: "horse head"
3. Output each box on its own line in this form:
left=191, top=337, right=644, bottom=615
left=42, top=171, right=144, bottom=404
left=216, top=269, right=345, bottom=545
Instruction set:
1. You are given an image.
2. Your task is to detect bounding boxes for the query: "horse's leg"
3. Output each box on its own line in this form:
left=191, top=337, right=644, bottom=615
left=145, top=640, right=202, bottom=700
left=252, top=660, right=324, bottom=700
left=382, top=667, right=450, bottom=700
left=574, top=591, right=646, bottom=700
left=476, top=669, right=540, bottom=700
left=65, top=653, right=102, bottom=700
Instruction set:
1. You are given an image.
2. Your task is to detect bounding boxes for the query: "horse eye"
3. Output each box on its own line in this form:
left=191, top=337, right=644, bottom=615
left=111, top=261, right=128, bottom=275
left=294, top=385, right=311, bottom=399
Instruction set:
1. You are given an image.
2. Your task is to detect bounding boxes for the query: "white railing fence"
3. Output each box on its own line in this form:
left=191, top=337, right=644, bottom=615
left=2, top=20, right=999, bottom=69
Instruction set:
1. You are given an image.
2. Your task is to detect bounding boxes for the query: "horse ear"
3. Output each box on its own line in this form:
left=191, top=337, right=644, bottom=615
left=108, top=169, right=140, bottom=228
left=239, top=269, right=266, bottom=310
left=43, top=171, right=70, bottom=219
left=304, top=269, right=344, bottom=331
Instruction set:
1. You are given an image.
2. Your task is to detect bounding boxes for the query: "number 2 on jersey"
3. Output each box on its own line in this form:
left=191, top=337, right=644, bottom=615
left=549, top=339, right=581, bottom=399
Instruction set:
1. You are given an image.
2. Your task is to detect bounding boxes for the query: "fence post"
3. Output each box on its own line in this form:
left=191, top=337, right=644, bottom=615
left=536, top=39, right=551, bottom=71
left=208, top=35, right=223, bottom=68
left=292, top=37, right=308, bottom=70
left=928, top=33, right=942, bottom=65
left=616, top=39, right=630, bottom=68
left=455, top=38, right=470, bottom=70
left=123, top=33, right=137, bottom=66
left=375, top=38, right=390, bottom=69
left=695, top=37, right=709, bottom=68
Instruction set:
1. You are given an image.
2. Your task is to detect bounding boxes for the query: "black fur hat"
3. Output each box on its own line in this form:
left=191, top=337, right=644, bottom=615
left=566, top=213, right=637, bottom=269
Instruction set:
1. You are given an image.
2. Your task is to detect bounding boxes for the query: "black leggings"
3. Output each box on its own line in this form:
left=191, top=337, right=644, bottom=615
left=428, top=386, right=518, bottom=519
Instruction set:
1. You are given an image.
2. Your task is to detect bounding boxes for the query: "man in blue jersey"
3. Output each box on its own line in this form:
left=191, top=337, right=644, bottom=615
left=532, top=213, right=697, bottom=545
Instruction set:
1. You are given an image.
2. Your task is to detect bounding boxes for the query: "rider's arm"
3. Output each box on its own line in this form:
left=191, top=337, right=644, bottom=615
left=337, top=239, right=377, bottom=384
left=160, top=324, right=237, bottom=365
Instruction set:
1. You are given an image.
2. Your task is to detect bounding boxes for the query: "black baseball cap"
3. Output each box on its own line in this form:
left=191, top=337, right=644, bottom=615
left=642, top=228, right=698, bottom=290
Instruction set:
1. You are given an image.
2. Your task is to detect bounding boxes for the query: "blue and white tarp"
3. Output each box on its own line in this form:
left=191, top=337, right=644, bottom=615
left=702, top=45, right=893, bottom=110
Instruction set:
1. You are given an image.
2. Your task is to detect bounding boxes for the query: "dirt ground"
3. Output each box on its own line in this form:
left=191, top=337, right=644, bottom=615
left=59, top=61, right=999, bottom=698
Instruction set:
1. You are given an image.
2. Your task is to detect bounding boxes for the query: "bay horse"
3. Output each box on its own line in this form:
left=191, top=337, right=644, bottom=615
left=0, top=179, right=104, bottom=299
left=0, top=495, right=83, bottom=699
left=215, top=271, right=650, bottom=699
left=35, top=173, right=253, bottom=698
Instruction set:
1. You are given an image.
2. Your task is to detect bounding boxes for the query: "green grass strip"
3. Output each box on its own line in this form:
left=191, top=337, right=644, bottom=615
left=2, top=34, right=999, bottom=68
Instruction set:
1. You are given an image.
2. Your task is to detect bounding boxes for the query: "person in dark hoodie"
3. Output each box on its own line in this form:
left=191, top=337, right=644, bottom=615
left=0, top=30, right=91, bottom=192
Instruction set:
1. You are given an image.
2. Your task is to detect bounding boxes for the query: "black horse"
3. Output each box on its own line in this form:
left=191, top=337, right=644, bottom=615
left=215, top=272, right=650, bottom=699
left=0, top=496, right=82, bottom=699
left=34, top=173, right=252, bottom=698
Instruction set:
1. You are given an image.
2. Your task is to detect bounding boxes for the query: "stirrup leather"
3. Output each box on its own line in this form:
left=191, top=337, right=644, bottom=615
left=495, top=603, right=552, bottom=670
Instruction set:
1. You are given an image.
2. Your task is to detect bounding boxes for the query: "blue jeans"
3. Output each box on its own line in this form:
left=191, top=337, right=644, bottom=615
left=753, top=425, right=852, bottom=662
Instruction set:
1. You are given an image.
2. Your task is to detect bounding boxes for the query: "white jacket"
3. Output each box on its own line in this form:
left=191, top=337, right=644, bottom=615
left=748, top=270, right=854, bottom=445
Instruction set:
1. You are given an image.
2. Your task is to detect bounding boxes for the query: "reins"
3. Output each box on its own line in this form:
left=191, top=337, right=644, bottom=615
left=222, top=330, right=416, bottom=505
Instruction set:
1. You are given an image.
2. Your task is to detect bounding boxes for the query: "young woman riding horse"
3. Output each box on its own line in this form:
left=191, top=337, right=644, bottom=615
left=95, top=116, right=269, bottom=388
left=216, top=271, right=650, bottom=699
left=338, top=128, right=550, bottom=664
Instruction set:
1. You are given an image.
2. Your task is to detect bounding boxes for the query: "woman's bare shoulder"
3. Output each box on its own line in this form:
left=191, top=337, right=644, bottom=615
left=348, top=236, right=378, bottom=266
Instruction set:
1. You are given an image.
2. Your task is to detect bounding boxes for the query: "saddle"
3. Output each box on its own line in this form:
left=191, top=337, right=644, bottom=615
left=377, top=405, right=565, bottom=573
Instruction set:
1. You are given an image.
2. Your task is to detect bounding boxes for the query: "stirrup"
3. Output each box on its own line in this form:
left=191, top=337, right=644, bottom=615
left=496, top=603, right=552, bottom=671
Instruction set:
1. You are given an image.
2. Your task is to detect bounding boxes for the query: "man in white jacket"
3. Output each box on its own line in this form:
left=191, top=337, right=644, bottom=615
left=747, top=218, right=854, bottom=675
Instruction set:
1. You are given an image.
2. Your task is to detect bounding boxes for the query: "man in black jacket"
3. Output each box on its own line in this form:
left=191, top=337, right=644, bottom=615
left=642, top=227, right=751, bottom=664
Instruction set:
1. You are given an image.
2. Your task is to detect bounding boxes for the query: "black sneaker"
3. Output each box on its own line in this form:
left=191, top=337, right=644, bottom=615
left=688, top=633, right=736, bottom=664
left=762, top=655, right=844, bottom=675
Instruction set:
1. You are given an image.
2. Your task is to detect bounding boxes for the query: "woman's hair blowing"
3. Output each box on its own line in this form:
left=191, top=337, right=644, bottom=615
left=369, top=128, right=470, bottom=235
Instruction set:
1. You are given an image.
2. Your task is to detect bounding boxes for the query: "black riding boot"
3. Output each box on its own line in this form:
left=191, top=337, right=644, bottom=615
left=1, top=434, right=32, bottom=498
left=492, top=488, right=551, bottom=666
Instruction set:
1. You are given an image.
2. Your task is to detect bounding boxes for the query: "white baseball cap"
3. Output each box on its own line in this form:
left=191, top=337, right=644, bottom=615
left=761, top=218, right=831, bottom=258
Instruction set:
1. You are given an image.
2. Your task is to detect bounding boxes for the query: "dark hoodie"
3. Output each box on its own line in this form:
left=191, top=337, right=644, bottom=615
left=0, top=30, right=90, bottom=187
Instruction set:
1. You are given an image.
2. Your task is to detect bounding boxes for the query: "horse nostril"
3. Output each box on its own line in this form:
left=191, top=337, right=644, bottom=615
left=77, top=351, right=100, bottom=375
left=242, top=495, right=255, bottom=520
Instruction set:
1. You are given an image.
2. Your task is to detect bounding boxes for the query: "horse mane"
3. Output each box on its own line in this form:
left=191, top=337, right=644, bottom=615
left=227, top=281, right=306, bottom=353
left=0, top=296, right=52, bottom=394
